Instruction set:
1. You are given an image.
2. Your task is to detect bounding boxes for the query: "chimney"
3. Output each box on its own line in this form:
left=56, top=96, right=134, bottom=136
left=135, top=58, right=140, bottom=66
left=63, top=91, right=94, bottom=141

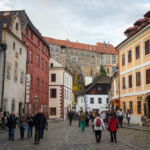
left=104, top=41, right=107, bottom=49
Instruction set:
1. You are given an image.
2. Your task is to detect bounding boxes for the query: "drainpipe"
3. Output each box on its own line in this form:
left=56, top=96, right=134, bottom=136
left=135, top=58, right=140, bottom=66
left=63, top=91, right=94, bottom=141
left=0, top=43, right=7, bottom=112
left=118, top=51, right=120, bottom=109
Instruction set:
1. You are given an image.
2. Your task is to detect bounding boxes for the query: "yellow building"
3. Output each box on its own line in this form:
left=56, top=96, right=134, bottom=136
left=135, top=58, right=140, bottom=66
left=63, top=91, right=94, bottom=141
left=116, top=11, right=150, bottom=124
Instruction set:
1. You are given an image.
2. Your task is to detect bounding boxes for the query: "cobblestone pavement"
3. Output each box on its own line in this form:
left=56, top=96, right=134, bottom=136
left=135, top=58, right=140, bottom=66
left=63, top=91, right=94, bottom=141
left=0, top=120, right=150, bottom=150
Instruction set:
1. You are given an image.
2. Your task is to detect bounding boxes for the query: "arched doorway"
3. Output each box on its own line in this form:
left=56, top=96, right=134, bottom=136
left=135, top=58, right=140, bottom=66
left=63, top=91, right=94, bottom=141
left=144, top=93, right=150, bottom=118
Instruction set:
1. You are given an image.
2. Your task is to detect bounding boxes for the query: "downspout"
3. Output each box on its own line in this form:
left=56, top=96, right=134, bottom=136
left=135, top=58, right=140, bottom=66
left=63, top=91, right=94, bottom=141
left=1, top=43, right=7, bottom=112
left=118, top=51, right=120, bottom=109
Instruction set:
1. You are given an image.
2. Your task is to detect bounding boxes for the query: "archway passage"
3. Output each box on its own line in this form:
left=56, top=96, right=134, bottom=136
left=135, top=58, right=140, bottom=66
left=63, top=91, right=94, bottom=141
left=145, top=95, right=150, bottom=118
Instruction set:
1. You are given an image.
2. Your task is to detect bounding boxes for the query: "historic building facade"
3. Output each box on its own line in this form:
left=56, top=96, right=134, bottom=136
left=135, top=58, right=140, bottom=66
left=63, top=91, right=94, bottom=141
left=0, top=11, right=50, bottom=116
left=0, top=14, right=27, bottom=115
left=44, top=37, right=118, bottom=77
left=49, top=58, right=73, bottom=120
left=116, top=11, right=150, bottom=123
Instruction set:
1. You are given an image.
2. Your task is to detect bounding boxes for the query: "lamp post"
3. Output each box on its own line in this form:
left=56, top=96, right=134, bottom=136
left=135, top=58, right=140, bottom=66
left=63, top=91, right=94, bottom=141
left=0, top=43, right=7, bottom=112
left=33, top=95, right=39, bottom=114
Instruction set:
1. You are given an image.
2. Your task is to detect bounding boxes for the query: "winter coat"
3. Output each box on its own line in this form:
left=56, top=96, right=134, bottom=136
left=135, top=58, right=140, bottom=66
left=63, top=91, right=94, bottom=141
left=7, top=115, right=17, bottom=129
left=78, top=112, right=86, bottom=122
left=33, top=113, right=43, bottom=128
left=108, top=117, right=119, bottom=132
left=27, top=116, right=34, bottom=127
left=18, top=116, right=27, bottom=128
left=93, top=117, right=105, bottom=131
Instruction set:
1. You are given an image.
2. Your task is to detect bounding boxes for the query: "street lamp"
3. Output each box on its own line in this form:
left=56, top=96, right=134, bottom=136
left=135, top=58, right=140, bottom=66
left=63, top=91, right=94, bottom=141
left=33, top=95, right=39, bottom=114
left=0, top=43, right=7, bottom=112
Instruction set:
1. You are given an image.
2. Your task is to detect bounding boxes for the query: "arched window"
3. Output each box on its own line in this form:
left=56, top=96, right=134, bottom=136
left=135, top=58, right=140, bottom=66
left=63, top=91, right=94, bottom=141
left=16, top=22, right=18, bottom=31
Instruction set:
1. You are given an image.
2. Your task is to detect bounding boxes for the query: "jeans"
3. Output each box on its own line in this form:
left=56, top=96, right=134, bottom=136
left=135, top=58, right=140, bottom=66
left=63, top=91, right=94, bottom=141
left=127, top=118, right=130, bottom=125
left=118, top=116, right=123, bottom=127
left=28, top=126, right=33, bottom=138
left=95, top=130, right=102, bottom=143
left=110, top=131, right=117, bottom=142
left=9, top=128, right=15, bottom=141
left=20, top=127, right=25, bottom=139
left=35, top=127, right=41, bottom=142
left=40, top=128, right=44, bottom=139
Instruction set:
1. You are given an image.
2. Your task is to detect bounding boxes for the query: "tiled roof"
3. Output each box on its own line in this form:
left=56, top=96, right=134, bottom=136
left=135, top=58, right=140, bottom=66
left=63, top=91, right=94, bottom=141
left=116, top=10, right=150, bottom=49
left=134, top=18, right=148, bottom=26
left=44, top=36, right=118, bottom=55
left=124, top=26, right=137, bottom=34
left=0, top=10, right=49, bottom=48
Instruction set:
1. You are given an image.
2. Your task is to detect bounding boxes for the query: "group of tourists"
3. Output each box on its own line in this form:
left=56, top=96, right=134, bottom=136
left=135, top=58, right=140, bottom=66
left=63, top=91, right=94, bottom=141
left=3, top=109, right=48, bottom=144
left=68, top=108, right=131, bottom=144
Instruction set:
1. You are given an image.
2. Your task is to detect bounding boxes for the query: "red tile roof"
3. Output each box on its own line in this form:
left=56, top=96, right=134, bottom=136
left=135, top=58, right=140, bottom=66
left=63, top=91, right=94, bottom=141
left=43, top=36, right=118, bottom=55
left=134, top=18, right=147, bottom=26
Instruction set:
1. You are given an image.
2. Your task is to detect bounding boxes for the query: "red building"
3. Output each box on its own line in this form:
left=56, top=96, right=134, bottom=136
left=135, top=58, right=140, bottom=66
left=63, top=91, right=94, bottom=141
left=1, top=10, right=50, bottom=116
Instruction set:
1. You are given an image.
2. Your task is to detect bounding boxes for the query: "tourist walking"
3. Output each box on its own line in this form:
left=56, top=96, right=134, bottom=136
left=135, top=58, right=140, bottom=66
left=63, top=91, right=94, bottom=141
left=108, top=113, right=119, bottom=143
left=78, top=110, right=86, bottom=132
left=126, top=109, right=131, bottom=125
left=18, top=114, right=27, bottom=140
left=117, top=109, right=124, bottom=127
left=85, top=111, right=90, bottom=127
left=7, top=112, right=17, bottom=141
left=27, top=113, right=34, bottom=138
left=68, top=110, right=74, bottom=126
left=93, top=113, right=105, bottom=143
left=33, top=109, right=43, bottom=144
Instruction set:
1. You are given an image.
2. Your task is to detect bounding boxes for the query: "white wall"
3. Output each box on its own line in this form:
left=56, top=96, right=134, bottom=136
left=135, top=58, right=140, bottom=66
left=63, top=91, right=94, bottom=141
left=85, top=95, right=109, bottom=113
left=85, top=76, right=92, bottom=86
left=76, top=96, right=85, bottom=113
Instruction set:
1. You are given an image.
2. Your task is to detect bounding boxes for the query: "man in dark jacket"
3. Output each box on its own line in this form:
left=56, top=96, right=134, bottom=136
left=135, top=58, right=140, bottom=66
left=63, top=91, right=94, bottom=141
left=33, top=109, right=43, bottom=144
left=7, top=112, right=17, bottom=141
left=68, top=110, right=73, bottom=126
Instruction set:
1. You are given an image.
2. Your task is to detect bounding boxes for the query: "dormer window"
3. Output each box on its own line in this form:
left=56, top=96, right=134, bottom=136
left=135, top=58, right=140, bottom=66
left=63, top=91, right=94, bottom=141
left=16, top=23, right=18, bottom=31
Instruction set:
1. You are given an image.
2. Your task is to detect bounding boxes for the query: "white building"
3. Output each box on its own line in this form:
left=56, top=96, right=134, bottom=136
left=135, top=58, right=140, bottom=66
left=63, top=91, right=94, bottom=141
left=49, top=58, right=73, bottom=120
left=0, top=14, right=27, bottom=115
left=76, top=76, right=111, bottom=113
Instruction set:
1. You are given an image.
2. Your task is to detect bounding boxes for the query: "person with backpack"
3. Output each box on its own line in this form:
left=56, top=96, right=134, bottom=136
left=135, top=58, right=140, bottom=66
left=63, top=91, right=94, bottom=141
left=93, top=113, right=105, bottom=143
left=108, top=112, right=119, bottom=143
left=78, top=110, right=86, bottom=132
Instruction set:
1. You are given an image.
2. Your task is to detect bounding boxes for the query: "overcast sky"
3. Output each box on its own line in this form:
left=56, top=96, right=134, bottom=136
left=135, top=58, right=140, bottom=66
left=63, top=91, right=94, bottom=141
left=1, top=0, right=150, bottom=46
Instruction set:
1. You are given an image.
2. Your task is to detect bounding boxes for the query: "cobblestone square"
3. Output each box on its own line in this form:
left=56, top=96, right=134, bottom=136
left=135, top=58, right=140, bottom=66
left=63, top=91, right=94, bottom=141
left=0, top=120, right=150, bottom=150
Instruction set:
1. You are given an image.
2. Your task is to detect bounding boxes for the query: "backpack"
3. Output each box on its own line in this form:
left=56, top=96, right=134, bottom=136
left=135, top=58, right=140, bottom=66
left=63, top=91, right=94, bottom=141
left=96, top=117, right=101, bottom=127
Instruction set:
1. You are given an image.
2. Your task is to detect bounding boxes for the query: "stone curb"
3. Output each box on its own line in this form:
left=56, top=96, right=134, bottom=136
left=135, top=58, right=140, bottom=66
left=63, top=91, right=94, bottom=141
left=123, top=126, right=150, bottom=132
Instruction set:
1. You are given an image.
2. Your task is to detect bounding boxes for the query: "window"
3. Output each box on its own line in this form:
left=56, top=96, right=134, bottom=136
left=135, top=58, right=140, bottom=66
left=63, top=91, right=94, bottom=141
left=29, top=50, right=32, bottom=63
left=122, top=77, right=126, bottom=89
left=20, top=72, right=24, bottom=84
left=51, top=74, right=56, bottom=82
left=112, top=55, right=116, bottom=64
left=50, top=89, right=56, bottom=98
left=31, top=32, right=33, bottom=40
left=45, top=62, right=47, bottom=72
left=128, top=75, right=132, bottom=88
left=112, top=67, right=117, bottom=73
left=36, top=79, right=39, bottom=90
left=90, top=98, right=94, bottom=104
left=41, top=81, right=44, bottom=92
left=123, top=102, right=126, bottom=113
left=137, top=101, right=141, bottom=114
left=129, top=101, right=133, bottom=113
left=122, top=54, right=125, bottom=66
left=16, top=22, right=18, bottom=31
left=145, top=40, right=150, bottom=55
left=37, top=55, right=40, bottom=66
left=26, top=28, right=28, bottom=36
left=11, top=100, right=15, bottom=112
left=67, top=90, right=68, bottom=100
left=98, top=98, right=102, bottom=104
left=45, top=83, right=47, bottom=93
left=41, top=58, right=44, bottom=70
left=6, top=64, right=11, bottom=80
left=135, top=46, right=140, bottom=59
left=136, top=72, right=141, bottom=86
left=13, top=42, right=15, bottom=50
left=20, top=48, right=22, bottom=55
left=146, top=69, right=150, bottom=84
left=106, top=98, right=109, bottom=104
left=107, top=68, right=109, bottom=74
left=50, top=107, right=56, bottom=115
left=71, top=56, right=78, bottom=62
left=14, top=63, right=18, bottom=82
left=128, top=50, right=132, bottom=63
left=50, top=63, right=53, bottom=68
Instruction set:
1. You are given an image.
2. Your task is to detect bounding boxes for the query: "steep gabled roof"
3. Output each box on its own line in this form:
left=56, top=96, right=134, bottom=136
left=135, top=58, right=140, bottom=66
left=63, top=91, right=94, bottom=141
left=0, top=10, right=49, bottom=48
left=44, top=36, right=118, bottom=55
